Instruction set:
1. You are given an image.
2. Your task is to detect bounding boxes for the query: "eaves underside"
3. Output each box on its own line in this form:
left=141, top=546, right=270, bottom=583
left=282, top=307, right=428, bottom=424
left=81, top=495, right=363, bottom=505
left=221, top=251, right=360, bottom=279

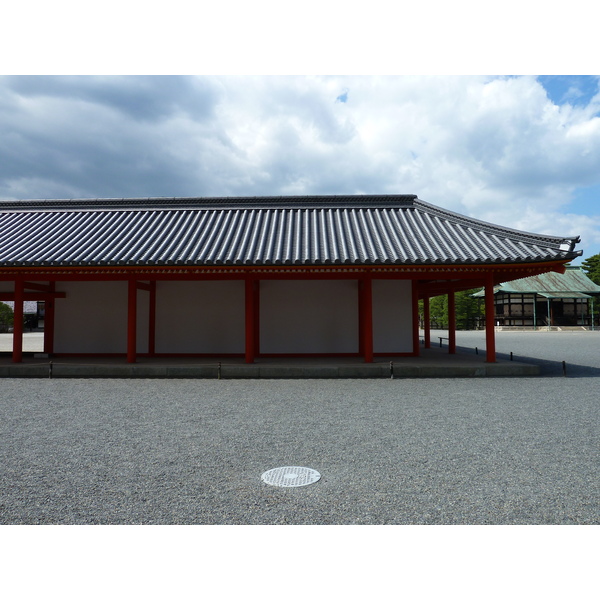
left=0, top=259, right=571, bottom=278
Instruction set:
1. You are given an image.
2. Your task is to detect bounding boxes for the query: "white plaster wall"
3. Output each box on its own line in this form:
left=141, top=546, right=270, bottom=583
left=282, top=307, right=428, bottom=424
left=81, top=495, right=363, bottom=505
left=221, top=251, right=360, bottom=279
left=260, top=280, right=358, bottom=353
left=155, top=280, right=244, bottom=353
left=54, top=281, right=127, bottom=353
left=372, top=279, right=413, bottom=353
left=49, top=278, right=413, bottom=355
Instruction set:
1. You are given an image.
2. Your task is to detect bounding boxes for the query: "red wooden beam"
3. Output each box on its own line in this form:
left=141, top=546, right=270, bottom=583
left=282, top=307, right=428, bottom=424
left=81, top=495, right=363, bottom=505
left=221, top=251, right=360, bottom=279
left=485, top=273, right=496, bottom=363
left=127, top=279, right=137, bottom=363
left=360, top=277, right=373, bottom=363
left=0, top=292, right=66, bottom=300
left=245, top=278, right=256, bottom=363
left=44, top=282, right=55, bottom=355
left=23, top=282, right=53, bottom=292
left=253, top=280, right=260, bottom=357
left=358, top=280, right=364, bottom=356
left=148, top=281, right=156, bottom=356
left=12, top=280, right=24, bottom=363
left=423, top=293, right=431, bottom=349
left=412, top=280, right=420, bottom=356
left=0, top=259, right=573, bottom=283
left=448, top=288, right=456, bottom=354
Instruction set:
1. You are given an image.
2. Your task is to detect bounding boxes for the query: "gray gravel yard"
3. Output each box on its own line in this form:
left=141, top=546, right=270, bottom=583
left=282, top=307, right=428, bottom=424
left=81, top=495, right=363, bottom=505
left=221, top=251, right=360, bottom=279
left=1, top=330, right=599, bottom=525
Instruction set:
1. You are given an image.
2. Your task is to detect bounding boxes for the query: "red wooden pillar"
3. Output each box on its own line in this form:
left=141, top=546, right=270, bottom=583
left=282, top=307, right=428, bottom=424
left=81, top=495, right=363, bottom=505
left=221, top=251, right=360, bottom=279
left=43, top=282, right=55, bottom=355
left=127, top=279, right=137, bottom=363
left=358, top=280, right=364, bottom=355
left=423, top=293, right=431, bottom=349
left=253, top=280, right=260, bottom=357
left=485, top=273, right=496, bottom=363
left=412, top=280, right=420, bottom=356
left=245, top=278, right=256, bottom=363
left=12, top=279, right=24, bottom=363
left=360, top=277, right=373, bottom=363
left=148, top=281, right=156, bottom=356
left=448, top=287, right=456, bottom=354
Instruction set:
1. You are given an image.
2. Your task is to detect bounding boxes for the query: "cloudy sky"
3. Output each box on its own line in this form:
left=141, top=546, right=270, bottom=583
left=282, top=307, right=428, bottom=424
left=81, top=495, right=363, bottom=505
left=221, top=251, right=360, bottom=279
left=2, top=1, right=597, bottom=584
left=2, top=74, right=599, bottom=262
left=2, top=1, right=599, bottom=264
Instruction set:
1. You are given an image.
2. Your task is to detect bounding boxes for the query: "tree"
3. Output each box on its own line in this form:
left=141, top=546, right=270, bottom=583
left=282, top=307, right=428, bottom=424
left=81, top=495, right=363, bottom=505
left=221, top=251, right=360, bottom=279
left=420, top=289, right=484, bottom=330
left=581, top=254, right=600, bottom=324
left=0, top=302, right=14, bottom=333
left=581, top=253, right=600, bottom=285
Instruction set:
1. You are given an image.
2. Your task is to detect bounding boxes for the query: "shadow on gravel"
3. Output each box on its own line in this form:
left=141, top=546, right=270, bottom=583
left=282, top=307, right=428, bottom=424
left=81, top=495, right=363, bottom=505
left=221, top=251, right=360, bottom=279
left=456, top=345, right=600, bottom=378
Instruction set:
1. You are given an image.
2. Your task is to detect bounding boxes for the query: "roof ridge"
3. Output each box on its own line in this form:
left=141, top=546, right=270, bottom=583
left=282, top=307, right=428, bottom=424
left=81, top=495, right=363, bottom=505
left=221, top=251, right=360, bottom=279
left=0, top=194, right=418, bottom=211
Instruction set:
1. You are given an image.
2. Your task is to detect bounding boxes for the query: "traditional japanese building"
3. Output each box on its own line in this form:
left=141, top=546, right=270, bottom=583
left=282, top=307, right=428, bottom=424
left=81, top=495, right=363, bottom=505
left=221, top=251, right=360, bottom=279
left=473, top=266, right=600, bottom=328
left=0, top=195, right=581, bottom=363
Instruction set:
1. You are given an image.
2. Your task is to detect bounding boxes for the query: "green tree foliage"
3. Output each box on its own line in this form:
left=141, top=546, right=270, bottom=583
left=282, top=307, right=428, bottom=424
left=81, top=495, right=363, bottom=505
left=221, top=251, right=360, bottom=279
left=0, top=302, right=14, bottom=333
left=581, top=253, right=600, bottom=285
left=419, top=289, right=484, bottom=330
left=581, top=254, right=600, bottom=322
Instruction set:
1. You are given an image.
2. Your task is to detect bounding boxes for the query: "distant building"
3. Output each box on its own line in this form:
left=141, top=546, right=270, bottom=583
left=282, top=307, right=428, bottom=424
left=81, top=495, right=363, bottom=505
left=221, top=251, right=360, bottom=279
left=0, top=195, right=581, bottom=362
left=472, top=266, right=600, bottom=328
left=0, top=300, right=42, bottom=330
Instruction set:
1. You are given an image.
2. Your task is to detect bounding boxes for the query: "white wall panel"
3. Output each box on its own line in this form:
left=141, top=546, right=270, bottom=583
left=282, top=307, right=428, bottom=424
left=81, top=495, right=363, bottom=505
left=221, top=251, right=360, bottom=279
left=54, top=281, right=127, bottom=353
left=155, top=281, right=244, bottom=353
left=260, top=280, right=358, bottom=353
left=49, top=277, right=413, bottom=356
left=373, top=279, right=413, bottom=353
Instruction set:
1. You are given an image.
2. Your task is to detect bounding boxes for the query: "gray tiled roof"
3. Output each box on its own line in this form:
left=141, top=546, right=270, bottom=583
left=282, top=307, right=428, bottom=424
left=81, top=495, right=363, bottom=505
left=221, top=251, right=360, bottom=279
left=0, top=195, right=581, bottom=268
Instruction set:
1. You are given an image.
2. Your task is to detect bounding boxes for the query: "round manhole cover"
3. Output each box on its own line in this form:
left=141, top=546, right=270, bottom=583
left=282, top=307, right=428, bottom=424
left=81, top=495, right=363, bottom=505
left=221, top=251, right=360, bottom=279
left=261, top=466, right=321, bottom=488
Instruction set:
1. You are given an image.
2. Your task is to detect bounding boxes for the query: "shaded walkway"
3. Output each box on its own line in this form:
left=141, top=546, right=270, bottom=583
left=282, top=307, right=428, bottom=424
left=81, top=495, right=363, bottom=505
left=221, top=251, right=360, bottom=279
left=0, top=343, right=538, bottom=378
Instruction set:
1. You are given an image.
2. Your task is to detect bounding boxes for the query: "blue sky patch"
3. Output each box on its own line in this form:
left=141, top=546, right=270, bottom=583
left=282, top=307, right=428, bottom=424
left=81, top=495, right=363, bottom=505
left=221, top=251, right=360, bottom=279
left=538, top=75, right=599, bottom=107
left=336, top=90, right=348, bottom=103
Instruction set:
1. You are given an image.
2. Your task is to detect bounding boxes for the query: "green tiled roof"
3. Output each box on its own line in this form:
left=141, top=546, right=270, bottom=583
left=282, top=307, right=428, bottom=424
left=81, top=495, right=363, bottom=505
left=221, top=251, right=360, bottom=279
left=473, top=266, right=600, bottom=298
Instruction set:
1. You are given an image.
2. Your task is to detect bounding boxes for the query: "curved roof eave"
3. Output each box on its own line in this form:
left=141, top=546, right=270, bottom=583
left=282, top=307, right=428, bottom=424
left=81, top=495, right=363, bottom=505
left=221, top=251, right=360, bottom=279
left=412, top=198, right=581, bottom=249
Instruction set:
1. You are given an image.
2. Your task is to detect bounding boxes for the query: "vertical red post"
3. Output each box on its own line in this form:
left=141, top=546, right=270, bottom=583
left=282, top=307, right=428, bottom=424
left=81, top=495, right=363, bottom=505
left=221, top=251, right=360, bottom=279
left=448, top=288, right=456, bottom=354
left=358, top=280, right=364, bottom=356
left=412, top=280, right=420, bottom=357
left=423, top=293, right=431, bottom=349
left=245, top=278, right=255, bottom=363
left=12, top=279, right=24, bottom=363
left=361, top=276, right=373, bottom=363
left=253, top=280, right=260, bottom=357
left=485, top=273, right=496, bottom=363
left=43, top=282, right=55, bottom=355
left=127, top=279, right=137, bottom=363
left=148, top=281, right=156, bottom=356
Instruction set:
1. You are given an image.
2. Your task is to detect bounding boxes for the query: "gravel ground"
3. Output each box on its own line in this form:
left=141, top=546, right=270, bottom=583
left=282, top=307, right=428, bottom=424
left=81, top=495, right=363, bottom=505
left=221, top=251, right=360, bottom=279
left=1, top=331, right=599, bottom=525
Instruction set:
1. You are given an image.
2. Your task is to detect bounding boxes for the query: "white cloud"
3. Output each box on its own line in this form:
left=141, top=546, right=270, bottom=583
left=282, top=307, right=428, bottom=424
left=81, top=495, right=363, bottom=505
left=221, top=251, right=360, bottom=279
left=2, top=75, right=600, bottom=258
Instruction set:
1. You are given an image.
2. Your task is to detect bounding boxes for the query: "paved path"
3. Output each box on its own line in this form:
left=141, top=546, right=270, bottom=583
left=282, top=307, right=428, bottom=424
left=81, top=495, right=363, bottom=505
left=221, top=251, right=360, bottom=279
left=0, top=332, right=43, bottom=352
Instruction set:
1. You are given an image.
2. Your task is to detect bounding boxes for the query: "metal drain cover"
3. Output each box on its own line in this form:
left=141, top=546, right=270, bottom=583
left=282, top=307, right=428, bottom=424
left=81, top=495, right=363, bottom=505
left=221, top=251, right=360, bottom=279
left=261, top=466, right=321, bottom=488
